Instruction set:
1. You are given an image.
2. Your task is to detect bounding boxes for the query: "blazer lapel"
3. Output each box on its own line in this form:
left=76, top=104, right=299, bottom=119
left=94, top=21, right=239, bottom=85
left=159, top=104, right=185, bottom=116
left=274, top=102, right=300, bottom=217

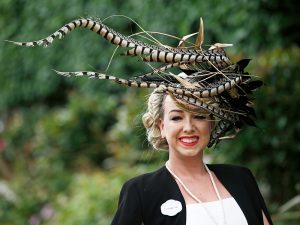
left=142, top=166, right=186, bottom=225
left=208, top=164, right=262, bottom=225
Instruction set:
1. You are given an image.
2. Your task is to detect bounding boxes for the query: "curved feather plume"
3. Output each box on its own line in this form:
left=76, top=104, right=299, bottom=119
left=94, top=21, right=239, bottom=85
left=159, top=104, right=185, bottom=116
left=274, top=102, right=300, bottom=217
left=8, top=17, right=262, bottom=147
left=54, top=70, right=243, bottom=98
left=7, top=18, right=231, bottom=69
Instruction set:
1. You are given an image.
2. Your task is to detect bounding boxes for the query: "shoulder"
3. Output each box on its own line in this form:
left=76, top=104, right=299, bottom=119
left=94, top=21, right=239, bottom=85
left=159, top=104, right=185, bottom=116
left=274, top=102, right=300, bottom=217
left=208, top=163, right=255, bottom=183
left=118, top=165, right=177, bottom=209
left=209, top=164, right=262, bottom=198
left=121, top=166, right=168, bottom=191
left=208, top=163, right=252, bottom=174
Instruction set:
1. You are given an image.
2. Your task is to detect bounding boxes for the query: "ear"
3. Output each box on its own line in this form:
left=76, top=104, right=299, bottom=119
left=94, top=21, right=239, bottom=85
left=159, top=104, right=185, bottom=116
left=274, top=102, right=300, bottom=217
left=158, top=118, right=165, bottom=138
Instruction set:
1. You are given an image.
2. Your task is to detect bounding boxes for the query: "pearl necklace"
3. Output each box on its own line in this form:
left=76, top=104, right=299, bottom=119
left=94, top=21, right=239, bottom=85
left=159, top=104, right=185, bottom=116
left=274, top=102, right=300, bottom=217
left=165, top=161, right=227, bottom=225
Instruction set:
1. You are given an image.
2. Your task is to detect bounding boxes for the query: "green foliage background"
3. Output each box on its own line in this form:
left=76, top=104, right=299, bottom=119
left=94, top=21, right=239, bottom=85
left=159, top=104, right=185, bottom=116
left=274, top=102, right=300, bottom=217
left=0, top=0, right=299, bottom=224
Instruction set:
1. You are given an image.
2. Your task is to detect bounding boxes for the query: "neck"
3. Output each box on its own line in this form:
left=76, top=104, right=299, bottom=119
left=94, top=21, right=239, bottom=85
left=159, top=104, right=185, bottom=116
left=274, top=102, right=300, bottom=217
left=167, top=154, right=207, bottom=177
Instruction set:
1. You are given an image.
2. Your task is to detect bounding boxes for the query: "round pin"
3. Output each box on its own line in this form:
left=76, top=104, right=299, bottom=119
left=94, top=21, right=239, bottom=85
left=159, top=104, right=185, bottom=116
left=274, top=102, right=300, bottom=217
left=160, top=199, right=182, bottom=216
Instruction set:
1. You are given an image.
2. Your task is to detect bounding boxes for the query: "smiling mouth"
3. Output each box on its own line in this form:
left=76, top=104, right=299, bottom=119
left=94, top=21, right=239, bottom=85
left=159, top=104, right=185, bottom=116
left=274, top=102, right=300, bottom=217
left=178, top=137, right=199, bottom=146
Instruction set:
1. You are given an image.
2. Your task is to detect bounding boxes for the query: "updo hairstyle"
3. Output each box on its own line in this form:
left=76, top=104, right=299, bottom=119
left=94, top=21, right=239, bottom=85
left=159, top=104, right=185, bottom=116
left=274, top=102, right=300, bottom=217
left=142, top=89, right=168, bottom=150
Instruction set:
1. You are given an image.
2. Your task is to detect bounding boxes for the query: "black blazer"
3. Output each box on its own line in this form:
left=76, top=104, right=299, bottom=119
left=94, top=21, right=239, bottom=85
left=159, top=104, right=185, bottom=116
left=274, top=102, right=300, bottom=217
left=111, top=164, right=273, bottom=225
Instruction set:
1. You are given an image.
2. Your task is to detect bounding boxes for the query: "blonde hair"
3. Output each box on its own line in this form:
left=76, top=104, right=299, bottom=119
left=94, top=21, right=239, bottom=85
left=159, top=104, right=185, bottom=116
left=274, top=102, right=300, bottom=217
left=142, top=90, right=216, bottom=150
left=142, top=90, right=168, bottom=150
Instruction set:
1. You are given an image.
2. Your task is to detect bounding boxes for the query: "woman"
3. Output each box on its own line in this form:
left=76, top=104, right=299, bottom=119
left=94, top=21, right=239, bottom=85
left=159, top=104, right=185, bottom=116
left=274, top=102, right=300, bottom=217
left=8, top=16, right=273, bottom=225
left=111, top=90, right=273, bottom=225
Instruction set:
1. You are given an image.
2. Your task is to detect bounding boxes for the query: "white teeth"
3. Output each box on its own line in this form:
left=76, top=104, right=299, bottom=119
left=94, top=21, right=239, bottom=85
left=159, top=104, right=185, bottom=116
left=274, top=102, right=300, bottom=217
left=180, top=137, right=198, bottom=143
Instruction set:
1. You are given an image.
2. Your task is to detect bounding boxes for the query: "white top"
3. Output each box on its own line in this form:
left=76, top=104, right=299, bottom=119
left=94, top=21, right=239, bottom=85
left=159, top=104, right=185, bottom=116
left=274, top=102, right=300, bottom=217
left=186, top=197, right=248, bottom=225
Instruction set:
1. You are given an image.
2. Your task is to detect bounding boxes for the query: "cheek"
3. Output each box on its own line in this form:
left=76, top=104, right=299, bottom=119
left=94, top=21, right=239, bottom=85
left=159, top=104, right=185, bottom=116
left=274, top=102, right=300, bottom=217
left=160, top=119, right=177, bottom=138
left=197, top=121, right=213, bottom=138
left=203, top=121, right=213, bottom=132
left=159, top=118, right=166, bottom=137
left=207, top=123, right=213, bottom=133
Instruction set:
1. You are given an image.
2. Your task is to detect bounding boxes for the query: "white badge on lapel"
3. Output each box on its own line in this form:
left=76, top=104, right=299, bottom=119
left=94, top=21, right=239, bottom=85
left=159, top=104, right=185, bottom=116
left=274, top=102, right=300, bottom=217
left=160, top=199, right=182, bottom=216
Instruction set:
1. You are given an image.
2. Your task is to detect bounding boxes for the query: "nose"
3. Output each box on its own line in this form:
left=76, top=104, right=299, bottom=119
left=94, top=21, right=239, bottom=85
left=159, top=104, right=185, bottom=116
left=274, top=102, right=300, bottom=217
left=183, top=118, right=194, bottom=133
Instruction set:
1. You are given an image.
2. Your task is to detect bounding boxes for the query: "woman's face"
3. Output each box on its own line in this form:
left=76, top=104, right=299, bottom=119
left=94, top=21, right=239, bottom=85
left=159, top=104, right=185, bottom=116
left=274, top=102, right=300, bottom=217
left=159, top=95, right=212, bottom=159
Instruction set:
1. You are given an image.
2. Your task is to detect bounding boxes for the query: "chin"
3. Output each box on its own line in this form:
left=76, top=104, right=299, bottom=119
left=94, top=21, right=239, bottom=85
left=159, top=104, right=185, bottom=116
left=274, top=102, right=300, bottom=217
left=180, top=148, right=203, bottom=157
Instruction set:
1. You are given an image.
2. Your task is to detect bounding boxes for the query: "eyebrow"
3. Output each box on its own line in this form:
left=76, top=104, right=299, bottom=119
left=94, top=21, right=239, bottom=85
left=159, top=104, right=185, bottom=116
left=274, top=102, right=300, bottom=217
left=168, top=109, right=184, bottom=114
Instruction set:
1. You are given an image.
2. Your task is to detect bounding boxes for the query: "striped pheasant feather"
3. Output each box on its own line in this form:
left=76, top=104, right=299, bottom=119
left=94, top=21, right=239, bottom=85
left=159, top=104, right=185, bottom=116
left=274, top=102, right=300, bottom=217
left=7, top=18, right=231, bottom=69
left=7, top=17, right=261, bottom=147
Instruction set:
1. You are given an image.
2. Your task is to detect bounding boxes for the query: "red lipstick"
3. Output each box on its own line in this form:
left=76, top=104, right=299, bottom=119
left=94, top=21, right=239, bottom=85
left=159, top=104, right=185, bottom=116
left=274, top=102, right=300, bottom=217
left=178, top=136, right=199, bottom=147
